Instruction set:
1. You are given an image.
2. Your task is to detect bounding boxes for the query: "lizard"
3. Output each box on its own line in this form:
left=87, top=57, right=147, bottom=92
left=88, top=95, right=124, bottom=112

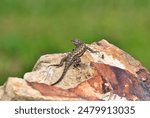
left=50, top=39, right=98, bottom=85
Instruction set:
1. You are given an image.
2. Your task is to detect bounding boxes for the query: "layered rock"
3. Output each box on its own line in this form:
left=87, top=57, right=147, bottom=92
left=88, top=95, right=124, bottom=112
left=0, top=39, right=150, bottom=100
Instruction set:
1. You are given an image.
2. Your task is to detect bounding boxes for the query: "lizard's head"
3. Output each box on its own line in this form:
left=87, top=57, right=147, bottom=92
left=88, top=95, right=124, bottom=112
left=71, top=38, right=83, bottom=46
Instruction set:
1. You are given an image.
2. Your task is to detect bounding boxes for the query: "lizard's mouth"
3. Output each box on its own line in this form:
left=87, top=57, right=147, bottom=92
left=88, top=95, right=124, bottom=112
left=71, top=38, right=83, bottom=45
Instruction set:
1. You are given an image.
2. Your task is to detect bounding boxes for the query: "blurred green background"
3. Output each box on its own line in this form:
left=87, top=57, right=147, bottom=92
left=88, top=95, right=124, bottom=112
left=0, top=0, right=150, bottom=85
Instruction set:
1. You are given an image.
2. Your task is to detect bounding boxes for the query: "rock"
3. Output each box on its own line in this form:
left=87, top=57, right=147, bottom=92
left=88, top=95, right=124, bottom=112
left=0, top=39, right=150, bottom=100
left=0, top=77, right=85, bottom=101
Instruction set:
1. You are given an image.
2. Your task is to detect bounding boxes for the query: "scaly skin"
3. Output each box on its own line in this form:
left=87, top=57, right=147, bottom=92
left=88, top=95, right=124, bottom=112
left=51, top=39, right=97, bottom=85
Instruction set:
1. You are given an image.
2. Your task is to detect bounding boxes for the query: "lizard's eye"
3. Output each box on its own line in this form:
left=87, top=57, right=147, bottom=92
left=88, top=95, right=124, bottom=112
left=71, top=38, right=82, bottom=45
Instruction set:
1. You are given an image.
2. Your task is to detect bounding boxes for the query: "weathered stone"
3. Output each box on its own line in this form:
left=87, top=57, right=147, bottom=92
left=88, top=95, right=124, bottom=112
left=0, top=39, right=150, bottom=100
left=0, top=77, right=84, bottom=101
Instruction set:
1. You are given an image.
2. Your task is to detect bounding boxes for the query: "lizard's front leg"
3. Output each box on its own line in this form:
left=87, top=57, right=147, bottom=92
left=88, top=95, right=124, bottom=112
left=87, top=46, right=98, bottom=53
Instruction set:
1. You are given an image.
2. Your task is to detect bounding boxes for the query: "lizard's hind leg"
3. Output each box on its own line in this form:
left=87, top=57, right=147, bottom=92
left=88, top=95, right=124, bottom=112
left=48, top=56, right=67, bottom=67
left=44, top=56, right=67, bottom=80
left=73, top=57, right=81, bottom=69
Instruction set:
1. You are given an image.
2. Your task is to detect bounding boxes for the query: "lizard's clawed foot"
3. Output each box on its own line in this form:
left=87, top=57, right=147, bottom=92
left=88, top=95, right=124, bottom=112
left=93, top=50, right=99, bottom=54
left=73, top=63, right=81, bottom=70
left=49, top=64, right=62, bottom=68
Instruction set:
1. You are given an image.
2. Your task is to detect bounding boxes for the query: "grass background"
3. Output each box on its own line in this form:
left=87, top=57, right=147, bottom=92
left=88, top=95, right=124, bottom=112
left=0, top=0, right=150, bottom=85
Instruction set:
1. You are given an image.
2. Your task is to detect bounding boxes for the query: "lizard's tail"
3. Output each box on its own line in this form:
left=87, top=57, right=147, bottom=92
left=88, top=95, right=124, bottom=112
left=51, top=66, right=68, bottom=86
